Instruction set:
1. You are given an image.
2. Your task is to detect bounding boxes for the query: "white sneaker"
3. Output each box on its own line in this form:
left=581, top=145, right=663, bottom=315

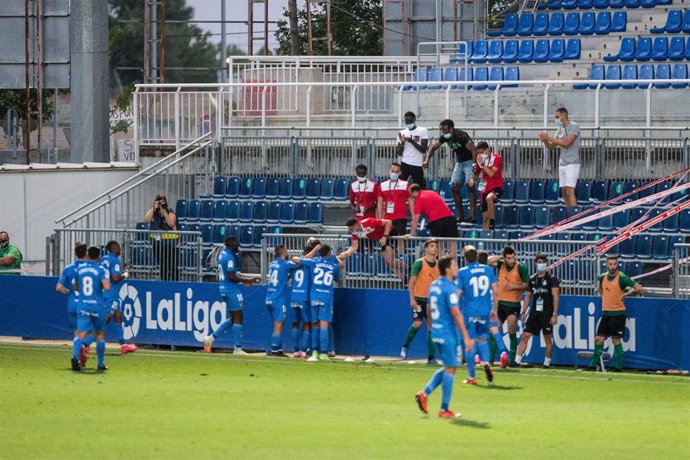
left=400, top=346, right=408, bottom=360
left=233, top=348, right=247, bottom=355
left=364, top=357, right=375, bottom=363
left=307, top=351, right=319, bottom=362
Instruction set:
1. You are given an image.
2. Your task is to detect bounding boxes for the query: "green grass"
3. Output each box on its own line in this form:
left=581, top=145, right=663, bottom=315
left=1, top=344, right=689, bottom=459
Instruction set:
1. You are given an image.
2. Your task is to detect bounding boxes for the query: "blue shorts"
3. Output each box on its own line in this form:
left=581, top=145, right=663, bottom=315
left=103, top=297, right=120, bottom=313
left=432, top=335, right=459, bottom=367
left=221, top=292, right=243, bottom=312
left=451, top=160, right=473, bottom=186
left=68, top=311, right=78, bottom=331
left=464, top=314, right=491, bottom=340
left=311, top=299, right=334, bottom=323
left=76, top=310, right=105, bottom=333
left=291, top=301, right=311, bottom=323
left=267, top=300, right=287, bottom=322
left=489, top=319, right=500, bottom=329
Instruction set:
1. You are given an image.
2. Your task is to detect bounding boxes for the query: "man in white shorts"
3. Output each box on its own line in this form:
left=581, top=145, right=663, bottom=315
left=538, top=107, right=580, bottom=207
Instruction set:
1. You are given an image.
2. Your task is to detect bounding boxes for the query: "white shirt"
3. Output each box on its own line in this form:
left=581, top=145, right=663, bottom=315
left=397, top=126, right=429, bottom=167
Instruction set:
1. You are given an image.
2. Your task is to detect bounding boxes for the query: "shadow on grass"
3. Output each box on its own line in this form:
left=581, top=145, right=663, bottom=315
left=479, top=384, right=523, bottom=391
left=451, top=418, right=491, bottom=429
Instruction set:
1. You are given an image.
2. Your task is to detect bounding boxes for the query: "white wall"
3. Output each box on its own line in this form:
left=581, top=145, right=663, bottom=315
left=0, top=167, right=139, bottom=263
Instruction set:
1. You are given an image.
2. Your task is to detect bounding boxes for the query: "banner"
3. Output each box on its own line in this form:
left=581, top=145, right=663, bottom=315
left=1, top=276, right=689, bottom=370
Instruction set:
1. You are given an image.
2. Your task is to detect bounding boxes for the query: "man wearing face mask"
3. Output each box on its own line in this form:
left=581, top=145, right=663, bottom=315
left=144, top=193, right=179, bottom=281
left=348, top=164, right=380, bottom=222
left=470, top=141, right=503, bottom=231
left=538, top=107, right=580, bottom=207
left=377, top=162, right=413, bottom=251
left=424, top=119, right=478, bottom=225
left=516, top=254, right=560, bottom=369
left=0, top=231, right=23, bottom=274
left=395, top=111, right=428, bottom=187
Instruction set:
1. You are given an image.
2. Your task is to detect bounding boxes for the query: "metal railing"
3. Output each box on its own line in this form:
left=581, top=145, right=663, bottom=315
left=672, top=243, right=690, bottom=299
left=260, top=233, right=598, bottom=295
left=49, top=228, right=204, bottom=282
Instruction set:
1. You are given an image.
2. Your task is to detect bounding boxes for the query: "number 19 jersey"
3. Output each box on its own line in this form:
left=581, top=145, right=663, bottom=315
left=456, top=262, right=496, bottom=317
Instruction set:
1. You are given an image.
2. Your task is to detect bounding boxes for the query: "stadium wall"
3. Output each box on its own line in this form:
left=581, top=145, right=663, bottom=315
left=3, top=276, right=689, bottom=371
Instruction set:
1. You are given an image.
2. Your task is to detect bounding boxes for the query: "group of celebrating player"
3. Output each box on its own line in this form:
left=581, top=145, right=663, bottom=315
left=56, top=240, right=137, bottom=372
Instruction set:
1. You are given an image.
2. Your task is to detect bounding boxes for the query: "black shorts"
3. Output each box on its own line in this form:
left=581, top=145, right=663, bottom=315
left=400, top=162, right=425, bottom=188
left=597, top=314, right=626, bottom=339
left=391, top=218, right=407, bottom=236
left=524, top=312, right=554, bottom=336
left=412, top=301, right=428, bottom=321
left=480, top=187, right=503, bottom=213
left=427, top=216, right=459, bottom=238
left=498, top=304, right=520, bottom=323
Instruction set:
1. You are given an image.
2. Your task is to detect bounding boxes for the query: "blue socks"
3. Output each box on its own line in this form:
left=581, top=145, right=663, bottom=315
left=116, top=325, right=125, bottom=346
left=319, top=326, right=329, bottom=354
left=302, top=329, right=311, bottom=353
left=328, top=324, right=335, bottom=353
left=311, top=323, right=320, bottom=352
left=423, top=368, right=444, bottom=396
left=96, top=341, right=105, bottom=367
left=441, top=372, right=455, bottom=411
left=83, top=334, right=95, bottom=347
left=493, top=331, right=508, bottom=354
left=271, top=332, right=282, bottom=352
left=477, top=340, right=490, bottom=363
left=232, top=324, right=243, bottom=348
left=291, top=327, right=300, bottom=352
left=72, top=337, right=82, bottom=360
left=464, top=348, right=476, bottom=379
left=212, top=319, right=232, bottom=339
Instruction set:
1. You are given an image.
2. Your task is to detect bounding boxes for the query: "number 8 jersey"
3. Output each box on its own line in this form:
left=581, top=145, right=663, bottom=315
left=456, top=262, right=497, bottom=317
left=75, top=261, right=109, bottom=312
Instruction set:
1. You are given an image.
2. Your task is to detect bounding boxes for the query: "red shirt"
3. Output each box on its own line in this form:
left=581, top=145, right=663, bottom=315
left=413, top=190, right=454, bottom=223
left=378, top=179, right=410, bottom=221
left=351, top=217, right=386, bottom=241
left=348, top=179, right=380, bottom=220
left=479, top=152, right=503, bottom=193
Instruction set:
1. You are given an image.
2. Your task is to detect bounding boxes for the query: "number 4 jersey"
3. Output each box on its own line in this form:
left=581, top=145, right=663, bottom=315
left=456, top=262, right=497, bottom=317
left=298, top=255, right=341, bottom=303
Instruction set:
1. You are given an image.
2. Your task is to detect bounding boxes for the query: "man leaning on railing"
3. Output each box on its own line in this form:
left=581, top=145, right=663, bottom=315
left=144, top=194, right=179, bottom=281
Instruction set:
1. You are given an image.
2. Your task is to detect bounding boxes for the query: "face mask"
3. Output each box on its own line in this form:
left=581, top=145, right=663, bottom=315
left=390, top=172, right=399, bottom=181
left=406, top=123, right=416, bottom=130
left=442, top=133, right=451, bottom=139
left=357, top=176, right=367, bottom=183
left=555, top=118, right=563, bottom=127
left=0, top=240, right=8, bottom=249
left=536, top=263, right=547, bottom=272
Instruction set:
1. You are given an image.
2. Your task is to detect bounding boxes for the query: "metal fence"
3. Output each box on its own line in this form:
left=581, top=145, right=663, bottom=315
left=673, top=243, right=690, bottom=299
left=49, top=228, right=205, bottom=283
left=260, top=234, right=598, bottom=296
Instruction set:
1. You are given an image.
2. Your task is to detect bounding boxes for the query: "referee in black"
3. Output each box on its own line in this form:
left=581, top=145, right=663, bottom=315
left=514, top=253, right=560, bottom=368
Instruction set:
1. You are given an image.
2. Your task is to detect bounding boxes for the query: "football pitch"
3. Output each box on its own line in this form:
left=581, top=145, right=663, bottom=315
left=1, top=343, right=689, bottom=459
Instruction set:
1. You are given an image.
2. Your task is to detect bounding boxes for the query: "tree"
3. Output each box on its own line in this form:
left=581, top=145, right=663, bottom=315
left=275, top=0, right=383, bottom=56
left=109, top=0, right=220, bottom=87
left=0, top=89, right=54, bottom=157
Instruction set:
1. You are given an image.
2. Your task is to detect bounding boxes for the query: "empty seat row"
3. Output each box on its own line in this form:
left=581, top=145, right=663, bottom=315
left=651, top=9, right=690, bottom=34
left=487, top=11, right=626, bottom=37
left=575, top=63, right=689, bottom=89
left=609, top=234, right=686, bottom=259
left=177, top=223, right=284, bottom=249
left=413, top=66, right=520, bottom=90
left=537, top=0, right=670, bottom=9
left=176, top=199, right=324, bottom=224
left=604, top=36, right=690, bottom=63
left=465, top=38, right=581, bottom=63
left=209, top=176, right=350, bottom=201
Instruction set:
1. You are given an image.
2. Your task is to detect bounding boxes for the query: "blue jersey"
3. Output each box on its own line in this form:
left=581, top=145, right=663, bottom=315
left=429, top=277, right=460, bottom=340
left=456, top=262, right=497, bottom=317
left=266, top=257, right=295, bottom=304
left=218, top=248, right=240, bottom=294
left=290, top=265, right=311, bottom=304
left=300, top=255, right=340, bottom=302
left=58, top=261, right=86, bottom=313
left=75, top=261, right=109, bottom=312
left=99, top=252, right=123, bottom=301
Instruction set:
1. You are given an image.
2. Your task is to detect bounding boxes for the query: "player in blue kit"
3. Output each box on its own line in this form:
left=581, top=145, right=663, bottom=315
left=415, top=256, right=473, bottom=418
left=266, top=245, right=297, bottom=357
left=290, top=240, right=320, bottom=358
left=477, top=249, right=509, bottom=368
left=100, top=240, right=137, bottom=355
left=293, top=244, right=344, bottom=362
left=456, top=246, right=499, bottom=384
left=204, top=236, right=260, bottom=354
left=56, top=242, right=94, bottom=367
left=72, top=246, right=111, bottom=371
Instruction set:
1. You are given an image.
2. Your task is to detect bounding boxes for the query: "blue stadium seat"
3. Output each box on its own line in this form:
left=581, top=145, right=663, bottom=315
left=635, top=235, right=653, bottom=258
left=444, top=66, right=457, bottom=83
left=212, top=176, right=227, bottom=197
left=279, top=178, right=293, bottom=199
left=267, top=201, right=281, bottom=223
left=648, top=208, right=665, bottom=231
left=199, top=200, right=214, bottom=221
left=629, top=207, right=646, bottom=227
left=578, top=0, right=593, bottom=8
left=488, top=66, right=504, bottom=89
left=609, top=0, right=624, bottom=7
left=252, top=225, right=266, bottom=248
left=320, top=178, right=335, bottom=201
left=669, top=37, right=685, bottom=62
left=457, top=66, right=474, bottom=89
left=239, top=201, right=254, bottom=223
left=409, top=67, right=428, bottom=90
left=635, top=37, right=653, bottom=62
left=514, top=180, right=530, bottom=203
left=439, top=179, right=453, bottom=202
left=564, top=38, right=581, bottom=60
left=502, top=179, right=514, bottom=201
left=186, top=200, right=200, bottom=221
left=609, top=37, right=635, bottom=62
left=239, top=225, right=253, bottom=248
left=576, top=179, right=593, bottom=203
left=504, top=66, right=520, bottom=87
left=502, top=40, right=519, bottom=63
left=486, top=40, right=504, bottom=63
left=594, top=12, right=612, bottom=35
left=471, top=40, right=488, bottom=63
left=621, top=181, right=640, bottom=201
left=493, top=205, right=505, bottom=227
left=541, top=0, right=562, bottom=9
left=225, top=176, right=240, bottom=198
left=200, top=224, right=213, bottom=244
left=587, top=64, right=605, bottom=89
left=533, top=13, right=549, bottom=36
left=670, top=235, right=687, bottom=254
left=292, top=178, right=307, bottom=200
left=549, top=39, right=566, bottom=62
left=672, top=64, right=689, bottom=89
left=566, top=205, right=583, bottom=222
left=624, top=0, right=640, bottom=7
left=533, top=39, right=551, bottom=63
left=564, top=12, right=580, bottom=35
left=549, top=13, right=565, bottom=35
left=334, top=178, right=349, bottom=200
left=479, top=230, right=494, bottom=241
left=651, top=37, right=669, bottom=62
left=308, top=203, right=324, bottom=224
left=562, top=0, right=578, bottom=8
left=652, top=235, right=672, bottom=260
left=680, top=209, right=690, bottom=232
left=508, top=230, right=525, bottom=240
left=624, top=261, right=642, bottom=278
left=583, top=211, right=599, bottom=230
left=605, top=64, right=622, bottom=89
left=535, top=206, right=550, bottom=228
left=488, top=14, right=511, bottom=37
left=473, top=66, right=489, bottom=90
left=518, top=13, right=534, bottom=36
left=226, top=224, right=240, bottom=238
left=544, top=179, right=560, bottom=203
left=608, top=181, right=625, bottom=201
left=227, top=200, right=240, bottom=220
left=519, top=205, right=536, bottom=228
left=253, top=201, right=268, bottom=222
left=212, top=200, right=227, bottom=222
left=593, top=0, right=608, bottom=8
left=651, top=10, right=682, bottom=34
left=611, top=11, right=626, bottom=33
left=684, top=11, right=690, bottom=33
left=503, top=205, right=520, bottom=228
left=618, top=236, right=636, bottom=258
left=655, top=64, right=671, bottom=89
left=175, top=199, right=188, bottom=220
left=426, top=67, right=443, bottom=89
left=281, top=202, right=295, bottom=224
left=305, top=178, right=321, bottom=200
left=637, top=64, right=654, bottom=89
left=517, top=40, right=535, bottom=63
left=621, top=64, right=638, bottom=89
left=238, top=177, right=253, bottom=199
left=293, top=202, right=308, bottom=224
left=530, top=180, right=547, bottom=203
left=598, top=213, right=614, bottom=231
left=212, top=224, right=227, bottom=244
left=580, top=12, right=596, bottom=35
left=640, top=0, right=655, bottom=7
left=264, top=177, right=280, bottom=199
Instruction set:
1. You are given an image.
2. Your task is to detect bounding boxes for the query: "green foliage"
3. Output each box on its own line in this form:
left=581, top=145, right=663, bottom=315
left=0, top=89, right=55, bottom=149
left=275, top=0, right=383, bottom=56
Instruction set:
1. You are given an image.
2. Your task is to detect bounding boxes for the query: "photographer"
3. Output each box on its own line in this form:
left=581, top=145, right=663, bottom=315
left=144, top=194, right=179, bottom=281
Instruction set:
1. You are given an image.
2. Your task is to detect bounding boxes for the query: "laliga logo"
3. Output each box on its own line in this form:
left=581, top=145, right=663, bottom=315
left=119, top=283, right=142, bottom=340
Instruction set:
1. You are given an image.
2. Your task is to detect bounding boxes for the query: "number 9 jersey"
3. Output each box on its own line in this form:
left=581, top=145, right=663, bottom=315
left=456, top=262, right=497, bottom=317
